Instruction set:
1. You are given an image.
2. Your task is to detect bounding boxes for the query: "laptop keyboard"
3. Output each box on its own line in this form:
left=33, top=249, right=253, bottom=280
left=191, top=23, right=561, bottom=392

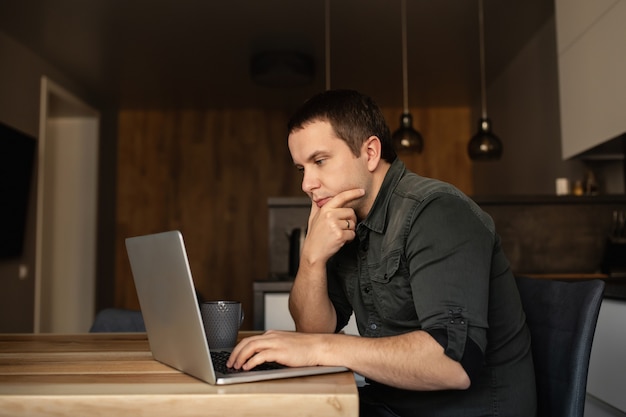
left=210, top=350, right=286, bottom=374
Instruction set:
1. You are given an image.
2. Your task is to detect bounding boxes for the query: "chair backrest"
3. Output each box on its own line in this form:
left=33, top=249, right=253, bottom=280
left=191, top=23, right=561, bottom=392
left=90, top=308, right=146, bottom=332
left=515, top=276, right=605, bottom=417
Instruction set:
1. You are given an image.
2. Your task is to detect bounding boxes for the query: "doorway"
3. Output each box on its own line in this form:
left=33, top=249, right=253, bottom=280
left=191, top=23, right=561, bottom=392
left=35, top=77, right=100, bottom=333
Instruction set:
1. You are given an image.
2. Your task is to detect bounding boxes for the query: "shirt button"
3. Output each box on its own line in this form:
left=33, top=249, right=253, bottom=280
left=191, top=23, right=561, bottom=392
left=369, top=323, right=378, bottom=330
left=364, top=286, right=372, bottom=294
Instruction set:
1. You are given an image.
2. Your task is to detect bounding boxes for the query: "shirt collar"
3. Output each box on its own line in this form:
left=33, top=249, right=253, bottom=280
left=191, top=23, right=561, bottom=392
left=359, top=158, right=406, bottom=235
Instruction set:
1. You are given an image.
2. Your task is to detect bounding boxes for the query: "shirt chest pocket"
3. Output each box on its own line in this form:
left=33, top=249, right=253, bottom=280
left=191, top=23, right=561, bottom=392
left=368, top=251, right=416, bottom=321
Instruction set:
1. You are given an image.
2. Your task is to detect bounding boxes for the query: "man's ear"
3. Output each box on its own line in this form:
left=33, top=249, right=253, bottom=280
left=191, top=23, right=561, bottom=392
left=363, top=136, right=382, bottom=172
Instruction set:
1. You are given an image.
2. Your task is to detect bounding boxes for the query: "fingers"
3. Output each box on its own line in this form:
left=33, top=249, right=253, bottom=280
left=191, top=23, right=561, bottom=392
left=227, top=331, right=280, bottom=370
left=227, top=338, right=254, bottom=369
left=227, top=331, right=322, bottom=370
left=324, top=188, right=365, bottom=209
left=308, top=188, right=363, bottom=229
left=328, top=207, right=357, bottom=234
left=301, top=188, right=364, bottom=267
left=308, top=198, right=320, bottom=231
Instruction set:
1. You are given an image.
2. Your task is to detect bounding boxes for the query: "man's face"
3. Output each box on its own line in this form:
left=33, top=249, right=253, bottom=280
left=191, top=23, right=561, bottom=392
left=288, top=120, right=371, bottom=212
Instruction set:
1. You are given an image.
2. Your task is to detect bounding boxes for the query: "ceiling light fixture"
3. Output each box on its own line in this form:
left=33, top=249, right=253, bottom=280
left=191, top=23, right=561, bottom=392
left=392, top=0, right=423, bottom=154
left=468, top=0, right=503, bottom=160
left=250, top=50, right=315, bottom=88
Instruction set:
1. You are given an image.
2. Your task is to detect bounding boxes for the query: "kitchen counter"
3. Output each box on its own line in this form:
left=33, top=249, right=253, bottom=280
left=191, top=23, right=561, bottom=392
left=472, top=194, right=626, bottom=205
left=599, top=277, right=626, bottom=300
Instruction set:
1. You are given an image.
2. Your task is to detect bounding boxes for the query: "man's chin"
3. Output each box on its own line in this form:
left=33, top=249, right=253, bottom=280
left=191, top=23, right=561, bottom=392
left=344, top=195, right=365, bottom=212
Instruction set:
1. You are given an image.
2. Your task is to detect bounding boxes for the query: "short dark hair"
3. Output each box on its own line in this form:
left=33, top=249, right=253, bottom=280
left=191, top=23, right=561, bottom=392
left=287, top=89, right=397, bottom=163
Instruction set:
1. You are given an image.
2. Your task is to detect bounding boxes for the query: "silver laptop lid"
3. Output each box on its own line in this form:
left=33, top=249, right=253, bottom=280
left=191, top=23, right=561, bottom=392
left=126, top=230, right=349, bottom=385
left=125, top=230, right=217, bottom=384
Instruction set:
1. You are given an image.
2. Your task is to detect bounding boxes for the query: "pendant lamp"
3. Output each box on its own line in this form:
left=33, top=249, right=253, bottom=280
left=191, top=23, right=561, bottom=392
left=392, top=0, right=423, bottom=154
left=468, top=0, right=503, bottom=160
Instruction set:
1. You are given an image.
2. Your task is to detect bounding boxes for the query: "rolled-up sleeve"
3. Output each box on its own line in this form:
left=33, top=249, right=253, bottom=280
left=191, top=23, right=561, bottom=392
left=406, top=193, right=493, bottom=360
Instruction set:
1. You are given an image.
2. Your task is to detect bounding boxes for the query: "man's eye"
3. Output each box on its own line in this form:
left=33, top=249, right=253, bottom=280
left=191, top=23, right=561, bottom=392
left=296, top=166, right=304, bottom=173
left=315, top=159, right=325, bottom=166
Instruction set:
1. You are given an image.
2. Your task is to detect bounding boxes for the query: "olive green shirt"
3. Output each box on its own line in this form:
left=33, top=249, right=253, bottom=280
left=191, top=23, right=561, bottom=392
left=327, top=159, right=536, bottom=416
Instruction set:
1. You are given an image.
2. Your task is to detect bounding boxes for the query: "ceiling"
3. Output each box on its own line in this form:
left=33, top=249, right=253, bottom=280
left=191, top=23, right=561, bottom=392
left=0, top=0, right=554, bottom=110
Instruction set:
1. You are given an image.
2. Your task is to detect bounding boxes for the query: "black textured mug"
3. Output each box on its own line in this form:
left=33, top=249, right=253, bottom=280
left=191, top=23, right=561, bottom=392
left=200, top=301, right=244, bottom=349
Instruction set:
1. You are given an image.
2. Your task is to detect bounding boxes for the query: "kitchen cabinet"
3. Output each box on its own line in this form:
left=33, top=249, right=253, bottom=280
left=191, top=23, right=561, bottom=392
left=555, top=0, right=626, bottom=159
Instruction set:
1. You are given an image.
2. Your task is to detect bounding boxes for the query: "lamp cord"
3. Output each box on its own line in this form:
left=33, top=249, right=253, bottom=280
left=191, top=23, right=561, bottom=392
left=479, top=0, right=487, bottom=119
left=325, top=0, right=331, bottom=91
left=401, top=0, right=409, bottom=113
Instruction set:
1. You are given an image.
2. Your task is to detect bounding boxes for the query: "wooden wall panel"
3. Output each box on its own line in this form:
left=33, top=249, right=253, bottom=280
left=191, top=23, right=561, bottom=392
left=115, top=106, right=472, bottom=329
left=382, top=106, right=474, bottom=195
left=115, top=109, right=300, bottom=328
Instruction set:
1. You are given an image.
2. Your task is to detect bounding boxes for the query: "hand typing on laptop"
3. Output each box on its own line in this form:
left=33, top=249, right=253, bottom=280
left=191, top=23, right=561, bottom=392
left=212, top=350, right=283, bottom=373
left=227, top=330, right=340, bottom=371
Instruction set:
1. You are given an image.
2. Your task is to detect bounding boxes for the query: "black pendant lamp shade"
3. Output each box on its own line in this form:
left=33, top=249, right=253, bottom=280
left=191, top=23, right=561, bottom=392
left=468, top=117, right=502, bottom=160
left=392, top=0, right=423, bottom=154
left=468, top=0, right=503, bottom=161
left=393, top=113, right=423, bottom=153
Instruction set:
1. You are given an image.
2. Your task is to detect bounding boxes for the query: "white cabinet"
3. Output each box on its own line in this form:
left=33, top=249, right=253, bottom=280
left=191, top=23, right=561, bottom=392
left=253, top=281, right=358, bottom=335
left=555, top=0, right=626, bottom=159
left=264, top=293, right=296, bottom=330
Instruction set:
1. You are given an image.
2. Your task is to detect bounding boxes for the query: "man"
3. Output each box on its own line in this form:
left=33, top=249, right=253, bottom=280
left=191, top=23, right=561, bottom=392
left=228, top=90, right=536, bottom=417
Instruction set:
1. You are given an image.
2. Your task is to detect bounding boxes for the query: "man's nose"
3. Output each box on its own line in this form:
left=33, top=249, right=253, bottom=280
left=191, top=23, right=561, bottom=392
left=301, top=171, right=318, bottom=194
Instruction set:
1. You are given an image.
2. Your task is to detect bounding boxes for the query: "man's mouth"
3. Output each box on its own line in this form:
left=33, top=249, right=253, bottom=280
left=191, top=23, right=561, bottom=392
left=314, top=197, right=332, bottom=208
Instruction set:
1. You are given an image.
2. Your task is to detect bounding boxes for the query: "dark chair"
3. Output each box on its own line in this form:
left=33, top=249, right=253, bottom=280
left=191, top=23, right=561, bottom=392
left=90, top=290, right=205, bottom=333
left=515, top=276, right=605, bottom=417
left=89, top=308, right=146, bottom=332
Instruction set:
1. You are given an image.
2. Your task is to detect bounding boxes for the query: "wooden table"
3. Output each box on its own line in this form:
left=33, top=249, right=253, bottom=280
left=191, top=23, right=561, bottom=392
left=0, top=332, right=359, bottom=417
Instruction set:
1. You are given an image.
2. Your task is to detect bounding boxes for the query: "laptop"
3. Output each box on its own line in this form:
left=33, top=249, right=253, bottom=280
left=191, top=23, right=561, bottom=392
left=125, top=230, right=348, bottom=385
